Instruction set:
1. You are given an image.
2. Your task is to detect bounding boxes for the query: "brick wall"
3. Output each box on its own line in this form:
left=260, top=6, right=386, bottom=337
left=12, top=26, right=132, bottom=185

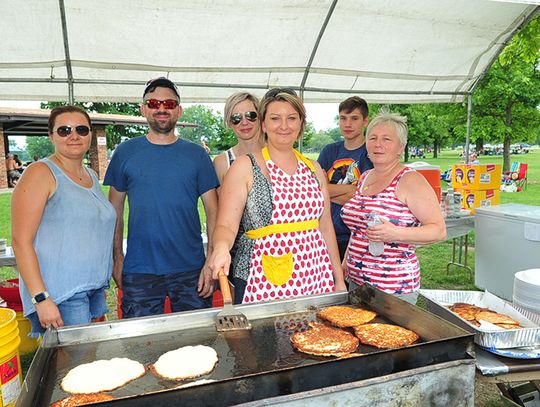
left=0, top=126, right=8, bottom=189
left=89, top=125, right=109, bottom=180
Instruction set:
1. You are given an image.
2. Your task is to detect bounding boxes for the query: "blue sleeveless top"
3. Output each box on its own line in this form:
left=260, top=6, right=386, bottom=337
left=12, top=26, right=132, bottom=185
left=20, top=158, right=117, bottom=316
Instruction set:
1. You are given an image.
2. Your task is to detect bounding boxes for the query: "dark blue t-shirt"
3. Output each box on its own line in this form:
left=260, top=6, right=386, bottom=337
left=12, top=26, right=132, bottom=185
left=104, top=136, right=219, bottom=275
left=317, top=141, right=373, bottom=243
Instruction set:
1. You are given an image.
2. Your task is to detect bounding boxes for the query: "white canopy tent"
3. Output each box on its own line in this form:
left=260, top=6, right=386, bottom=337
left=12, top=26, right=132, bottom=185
left=0, top=0, right=538, bottom=105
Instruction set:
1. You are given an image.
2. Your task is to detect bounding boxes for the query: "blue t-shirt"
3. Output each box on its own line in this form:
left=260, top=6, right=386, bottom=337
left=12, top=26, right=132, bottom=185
left=317, top=141, right=373, bottom=243
left=104, top=136, right=219, bottom=275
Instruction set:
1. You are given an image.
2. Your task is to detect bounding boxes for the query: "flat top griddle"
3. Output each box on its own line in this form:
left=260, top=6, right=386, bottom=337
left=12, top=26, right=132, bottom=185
left=19, top=286, right=474, bottom=407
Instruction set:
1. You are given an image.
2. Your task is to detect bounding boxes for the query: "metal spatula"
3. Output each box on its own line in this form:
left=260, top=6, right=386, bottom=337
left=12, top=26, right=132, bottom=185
left=216, top=269, right=252, bottom=331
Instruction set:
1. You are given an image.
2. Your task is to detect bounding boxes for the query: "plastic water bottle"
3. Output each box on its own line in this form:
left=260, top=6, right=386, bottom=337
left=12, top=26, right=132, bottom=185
left=366, top=211, right=384, bottom=256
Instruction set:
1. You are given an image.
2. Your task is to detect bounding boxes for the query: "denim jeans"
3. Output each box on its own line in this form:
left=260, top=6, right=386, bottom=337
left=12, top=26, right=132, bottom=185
left=27, top=286, right=108, bottom=337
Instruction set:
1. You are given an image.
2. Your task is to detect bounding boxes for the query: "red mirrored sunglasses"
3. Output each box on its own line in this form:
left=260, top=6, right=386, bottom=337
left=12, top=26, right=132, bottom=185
left=144, top=99, right=179, bottom=110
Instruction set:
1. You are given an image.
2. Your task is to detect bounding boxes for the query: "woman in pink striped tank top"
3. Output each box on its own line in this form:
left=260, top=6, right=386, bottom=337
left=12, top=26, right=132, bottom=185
left=341, top=110, right=446, bottom=303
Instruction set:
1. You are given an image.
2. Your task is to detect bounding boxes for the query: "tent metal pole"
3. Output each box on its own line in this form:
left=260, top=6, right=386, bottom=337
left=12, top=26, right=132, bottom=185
left=464, top=94, right=472, bottom=164
left=58, top=0, right=74, bottom=104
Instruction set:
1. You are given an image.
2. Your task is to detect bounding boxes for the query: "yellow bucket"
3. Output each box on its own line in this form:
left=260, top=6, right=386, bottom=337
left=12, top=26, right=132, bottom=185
left=0, top=309, right=22, bottom=407
left=14, top=313, right=39, bottom=355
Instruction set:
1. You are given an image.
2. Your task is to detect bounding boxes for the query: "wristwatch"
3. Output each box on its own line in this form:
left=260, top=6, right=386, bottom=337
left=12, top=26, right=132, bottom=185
left=31, top=291, right=50, bottom=305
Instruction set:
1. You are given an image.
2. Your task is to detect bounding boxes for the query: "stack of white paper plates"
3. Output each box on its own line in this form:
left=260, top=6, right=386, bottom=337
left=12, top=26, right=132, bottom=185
left=513, top=269, right=540, bottom=313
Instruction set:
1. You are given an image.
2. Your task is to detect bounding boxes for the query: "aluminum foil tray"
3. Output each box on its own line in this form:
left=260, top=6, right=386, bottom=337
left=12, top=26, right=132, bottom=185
left=419, top=289, right=540, bottom=349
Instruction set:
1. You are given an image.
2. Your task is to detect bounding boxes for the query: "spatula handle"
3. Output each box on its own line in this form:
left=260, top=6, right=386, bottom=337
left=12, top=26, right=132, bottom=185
left=218, top=269, right=233, bottom=305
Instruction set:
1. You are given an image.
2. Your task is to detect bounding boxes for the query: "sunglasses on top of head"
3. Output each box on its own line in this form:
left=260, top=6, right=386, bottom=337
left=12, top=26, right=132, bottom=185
left=53, top=125, right=91, bottom=137
left=144, top=99, right=179, bottom=110
left=230, top=111, right=258, bottom=125
left=264, top=88, right=298, bottom=99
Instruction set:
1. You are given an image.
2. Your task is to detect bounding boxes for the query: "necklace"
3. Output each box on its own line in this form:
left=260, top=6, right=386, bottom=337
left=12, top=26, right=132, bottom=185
left=362, top=164, right=402, bottom=192
left=52, top=155, right=85, bottom=181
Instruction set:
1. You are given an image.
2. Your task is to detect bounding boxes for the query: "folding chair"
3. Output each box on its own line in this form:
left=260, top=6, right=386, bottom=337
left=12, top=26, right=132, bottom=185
left=515, top=163, right=528, bottom=190
left=502, top=162, right=520, bottom=184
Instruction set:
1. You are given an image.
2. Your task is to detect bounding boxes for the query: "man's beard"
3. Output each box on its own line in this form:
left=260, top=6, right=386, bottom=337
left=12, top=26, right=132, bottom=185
left=148, top=113, right=176, bottom=134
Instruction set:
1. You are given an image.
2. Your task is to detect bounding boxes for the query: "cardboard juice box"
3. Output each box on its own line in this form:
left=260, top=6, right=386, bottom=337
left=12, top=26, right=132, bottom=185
left=452, top=164, right=501, bottom=190
left=458, top=189, right=500, bottom=215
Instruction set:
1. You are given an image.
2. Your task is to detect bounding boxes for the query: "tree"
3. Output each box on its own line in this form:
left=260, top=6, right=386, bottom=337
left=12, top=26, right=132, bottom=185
left=26, top=136, right=54, bottom=159
left=308, top=131, right=334, bottom=152
left=179, top=105, right=229, bottom=152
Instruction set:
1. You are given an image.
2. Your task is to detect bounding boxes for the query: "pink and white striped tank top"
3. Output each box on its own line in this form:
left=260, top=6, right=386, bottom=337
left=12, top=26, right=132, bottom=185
left=340, top=167, right=420, bottom=295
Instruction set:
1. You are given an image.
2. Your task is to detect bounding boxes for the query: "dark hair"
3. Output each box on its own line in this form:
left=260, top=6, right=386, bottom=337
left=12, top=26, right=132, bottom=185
left=338, top=96, right=369, bottom=118
left=48, top=105, right=92, bottom=133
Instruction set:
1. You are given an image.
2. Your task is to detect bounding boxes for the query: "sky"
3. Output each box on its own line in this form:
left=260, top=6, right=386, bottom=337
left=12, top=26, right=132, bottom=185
left=1, top=100, right=339, bottom=148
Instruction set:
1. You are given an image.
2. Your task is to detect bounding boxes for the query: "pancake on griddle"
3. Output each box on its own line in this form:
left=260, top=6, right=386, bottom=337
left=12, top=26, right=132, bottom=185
left=50, top=394, right=115, bottom=407
left=353, top=323, right=419, bottom=349
left=317, top=305, right=377, bottom=327
left=61, top=358, right=145, bottom=394
left=290, top=322, right=359, bottom=357
left=151, top=345, right=218, bottom=381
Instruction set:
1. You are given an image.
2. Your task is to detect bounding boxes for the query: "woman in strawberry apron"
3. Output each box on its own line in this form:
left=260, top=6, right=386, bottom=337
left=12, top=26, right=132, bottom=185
left=209, top=89, right=346, bottom=303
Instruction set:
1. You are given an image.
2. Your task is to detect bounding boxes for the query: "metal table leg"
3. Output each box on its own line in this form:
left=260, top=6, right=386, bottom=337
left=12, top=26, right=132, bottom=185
left=446, top=234, right=473, bottom=281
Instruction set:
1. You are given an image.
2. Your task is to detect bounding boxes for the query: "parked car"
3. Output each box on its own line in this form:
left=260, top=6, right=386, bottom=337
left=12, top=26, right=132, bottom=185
left=510, top=143, right=530, bottom=154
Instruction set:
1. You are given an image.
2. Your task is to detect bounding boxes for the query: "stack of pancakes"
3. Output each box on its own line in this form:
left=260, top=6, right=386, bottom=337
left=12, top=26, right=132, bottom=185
left=290, top=305, right=419, bottom=356
left=448, top=302, right=521, bottom=329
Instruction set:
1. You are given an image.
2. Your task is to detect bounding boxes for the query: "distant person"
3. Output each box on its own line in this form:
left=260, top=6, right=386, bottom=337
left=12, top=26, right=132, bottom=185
left=209, top=88, right=346, bottom=303
left=469, top=153, right=479, bottom=164
left=213, top=92, right=264, bottom=186
left=341, top=110, right=446, bottom=304
left=33, top=155, right=39, bottom=162
left=104, top=77, right=219, bottom=318
left=11, top=105, right=116, bottom=335
left=201, top=139, right=211, bottom=154
left=13, top=154, right=23, bottom=172
left=317, top=96, right=373, bottom=261
left=5, top=154, right=21, bottom=187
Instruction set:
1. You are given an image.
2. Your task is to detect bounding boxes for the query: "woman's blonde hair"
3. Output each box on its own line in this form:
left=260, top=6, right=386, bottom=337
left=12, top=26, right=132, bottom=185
left=366, top=108, right=408, bottom=147
left=223, top=92, right=260, bottom=128
left=259, top=90, right=306, bottom=142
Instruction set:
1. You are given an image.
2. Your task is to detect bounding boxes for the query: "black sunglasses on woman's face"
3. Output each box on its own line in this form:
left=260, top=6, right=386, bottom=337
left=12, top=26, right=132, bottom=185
left=53, top=125, right=91, bottom=137
left=230, top=111, right=258, bottom=125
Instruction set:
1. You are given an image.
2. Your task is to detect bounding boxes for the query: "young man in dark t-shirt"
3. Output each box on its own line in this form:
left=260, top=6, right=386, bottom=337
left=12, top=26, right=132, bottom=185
left=317, top=96, right=373, bottom=260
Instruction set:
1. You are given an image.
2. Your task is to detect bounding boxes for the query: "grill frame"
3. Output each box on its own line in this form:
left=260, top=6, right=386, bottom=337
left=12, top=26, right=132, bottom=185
left=17, top=286, right=475, bottom=407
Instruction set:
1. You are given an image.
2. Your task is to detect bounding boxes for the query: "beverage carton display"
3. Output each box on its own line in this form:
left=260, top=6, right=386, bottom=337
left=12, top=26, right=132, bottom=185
left=452, top=164, right=502, bottom=190
left=458, top=189, right=500, bottom=215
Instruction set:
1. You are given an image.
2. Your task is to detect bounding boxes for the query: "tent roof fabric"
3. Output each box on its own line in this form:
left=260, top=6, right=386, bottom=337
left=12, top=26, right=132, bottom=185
left=0, top=0, right=538, bottom=104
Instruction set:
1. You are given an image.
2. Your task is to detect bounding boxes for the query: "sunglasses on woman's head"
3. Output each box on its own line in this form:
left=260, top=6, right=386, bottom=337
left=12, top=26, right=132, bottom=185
left=54, top=125, right=91, bottom=137
left=144, top=99, right=179, bottom=110
left=230, top=111, right=258, bottom=125
left=264, top=88, right=298, bottom=99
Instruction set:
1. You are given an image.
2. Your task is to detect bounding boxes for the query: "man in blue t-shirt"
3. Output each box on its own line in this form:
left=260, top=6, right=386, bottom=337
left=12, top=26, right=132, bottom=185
left=317, top=96, right=373, bottom=261
left=104, top=77, right=219, bottom=318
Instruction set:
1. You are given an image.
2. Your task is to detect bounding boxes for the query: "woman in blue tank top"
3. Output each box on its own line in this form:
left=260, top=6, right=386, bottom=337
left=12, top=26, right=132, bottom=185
left=11, top=106, right=116, bottom=336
